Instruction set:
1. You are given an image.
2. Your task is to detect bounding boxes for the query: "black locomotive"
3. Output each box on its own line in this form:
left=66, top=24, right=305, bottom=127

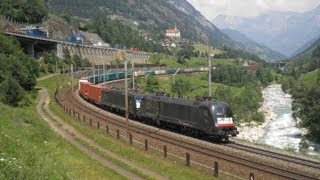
left=137, top=95, right=238, bottom=140
left=101, top=89, right=143, bottom=118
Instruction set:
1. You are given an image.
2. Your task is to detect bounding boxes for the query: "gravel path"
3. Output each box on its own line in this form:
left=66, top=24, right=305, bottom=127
left=36, top=73, right=59, bottom=81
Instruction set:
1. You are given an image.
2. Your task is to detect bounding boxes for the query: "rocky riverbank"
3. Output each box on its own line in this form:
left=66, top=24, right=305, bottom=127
left=235, top=84, right=296, bottom=144
left=235, top=88, right=277, bottom=142
left=235, top=84, right=320, bottom=156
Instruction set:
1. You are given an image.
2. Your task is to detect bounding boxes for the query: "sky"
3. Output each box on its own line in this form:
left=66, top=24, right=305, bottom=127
left=186, top=0, right=320, bottom=20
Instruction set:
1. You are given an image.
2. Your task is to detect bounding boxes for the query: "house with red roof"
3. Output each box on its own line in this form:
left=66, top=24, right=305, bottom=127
left=165, top=26, right=180, bottom=38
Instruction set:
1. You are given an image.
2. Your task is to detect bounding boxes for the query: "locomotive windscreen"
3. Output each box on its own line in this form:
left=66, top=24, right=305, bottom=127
left=212, top=104, right=234, bottom=127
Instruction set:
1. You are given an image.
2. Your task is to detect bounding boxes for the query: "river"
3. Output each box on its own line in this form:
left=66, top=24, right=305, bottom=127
left=259, top=84, right=320, bottom=155
left=236, top=84, right=319, bottom=155
left=259, top=84, right=303, bottom=150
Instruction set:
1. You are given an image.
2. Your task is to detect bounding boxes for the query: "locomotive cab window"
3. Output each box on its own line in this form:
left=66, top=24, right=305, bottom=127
left=212, top=106, right=233, bottom=117
left=212, top=105, right=234, bottom=126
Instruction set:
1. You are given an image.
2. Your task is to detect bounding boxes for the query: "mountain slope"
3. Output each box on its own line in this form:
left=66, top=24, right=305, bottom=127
left=222, top=29, right=286, bottom=61
left=292, top=34, right=320, bottom=57
left=290, top=36, right=320, bottom=63
left=47, top=0, right=272, bottom=61
left=213, top=5, right=320, bottom=57
left=48, top=0, right=235, bottom=48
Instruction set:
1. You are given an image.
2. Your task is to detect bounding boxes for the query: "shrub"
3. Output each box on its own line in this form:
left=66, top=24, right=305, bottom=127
left=145, top=76, right=159, bottom=93
left=0, top=78, right=24, bottom=107
left=251, top=112, right=264, bottom=124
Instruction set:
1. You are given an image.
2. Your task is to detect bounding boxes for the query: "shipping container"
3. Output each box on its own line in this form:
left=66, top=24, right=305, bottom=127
left=88, top=84, right=104, bottom=104
left=79, top=77, right=88, bottom=88
left=79, top=81, right=92, bottom=99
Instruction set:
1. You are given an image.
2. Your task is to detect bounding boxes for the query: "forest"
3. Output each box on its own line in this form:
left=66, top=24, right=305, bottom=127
left=0, top=0, right=47, bottom=23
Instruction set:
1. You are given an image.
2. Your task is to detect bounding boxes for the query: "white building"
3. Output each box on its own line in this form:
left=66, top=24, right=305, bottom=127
left=165, top=27, right=180, bottom=38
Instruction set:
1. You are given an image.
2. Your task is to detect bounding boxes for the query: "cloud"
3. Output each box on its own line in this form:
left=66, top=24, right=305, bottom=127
left=187, top=0, right=320, bottom=20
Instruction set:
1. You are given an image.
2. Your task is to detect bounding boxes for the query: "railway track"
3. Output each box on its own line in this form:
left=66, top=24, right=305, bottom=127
left=226, top=143, right=320, bottom=169
left=56, top=85, right=320, bottom=179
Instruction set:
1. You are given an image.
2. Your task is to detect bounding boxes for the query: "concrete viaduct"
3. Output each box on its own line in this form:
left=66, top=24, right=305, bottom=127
left=4, top=32, right=151, bottom=66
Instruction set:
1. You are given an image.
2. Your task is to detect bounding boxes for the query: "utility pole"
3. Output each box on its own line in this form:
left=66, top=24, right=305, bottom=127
left=172, top=68, right=180, bottom=84
left=103, top=51, right=106, bottom=82
left=71, top=64, right=75, bottom=110
left=208, top=54, right=214, bottom=97
left=55, top=58, right=58, bottom=89
left=92, top=62, right=96, bottom=84
left=97, top=50, right=103, bottom=83
left=71, top=64, right=74, bottom=93
left=122, top=51, right=129, bottom=138
left=132, top=59, right=135, bottom=90
left=90, top=49, right=96, bottom=84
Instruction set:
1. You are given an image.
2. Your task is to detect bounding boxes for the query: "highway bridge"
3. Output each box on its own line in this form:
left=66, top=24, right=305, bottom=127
left=4, top=32, right=150, bottom=66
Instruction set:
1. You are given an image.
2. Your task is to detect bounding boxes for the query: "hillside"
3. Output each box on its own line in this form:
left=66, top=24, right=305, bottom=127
left=290, top=37, right=320, bottom=63
left=222, top=29, right=286, bottom=61
left=47, top=0, right=268, bottom=59
left=293, top=34, right=320, bottom=57
left=213, top=4, right=320, bottom=57
left=47, top=0, right=233, bottom=47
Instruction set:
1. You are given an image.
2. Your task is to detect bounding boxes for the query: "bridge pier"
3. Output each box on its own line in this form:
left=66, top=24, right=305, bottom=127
left=26, top=41, right=36, bottom=57
left=57, top=44, right=64, bottom=59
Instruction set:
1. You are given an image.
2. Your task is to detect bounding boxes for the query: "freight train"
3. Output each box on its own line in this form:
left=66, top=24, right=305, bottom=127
left=78, top=73, right=238, bottom=141
left=86, top=67, right=209, bottom=84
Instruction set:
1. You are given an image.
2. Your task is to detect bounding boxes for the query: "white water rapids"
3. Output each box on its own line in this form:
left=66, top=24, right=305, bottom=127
left=259, top=84, right=302, bottom=150
left=236, top=84, right=319, bottom=155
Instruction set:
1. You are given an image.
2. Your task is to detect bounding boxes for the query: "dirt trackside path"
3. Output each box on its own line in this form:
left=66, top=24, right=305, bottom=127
left=37, top=88, right=146, bottom=180
left=36, top=73, right=59, bottom=81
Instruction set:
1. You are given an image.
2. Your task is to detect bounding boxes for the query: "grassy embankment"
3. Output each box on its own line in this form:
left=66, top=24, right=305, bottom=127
left=0, top=77, right=124, bottom=179
left=38, top=75, right=232, bottom=179
left=300, top=70, right=319, bottom=86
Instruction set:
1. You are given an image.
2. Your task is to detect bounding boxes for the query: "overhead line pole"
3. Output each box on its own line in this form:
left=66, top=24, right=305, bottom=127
left=123, top=51, right=130, bottom=139
left=208, top=54, right=214, bottom=97
left=172, top=68, right=180, bottom=84
left=71, top=64, right=74, bottom=93
left=132, top=53, right=135, bottom=90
